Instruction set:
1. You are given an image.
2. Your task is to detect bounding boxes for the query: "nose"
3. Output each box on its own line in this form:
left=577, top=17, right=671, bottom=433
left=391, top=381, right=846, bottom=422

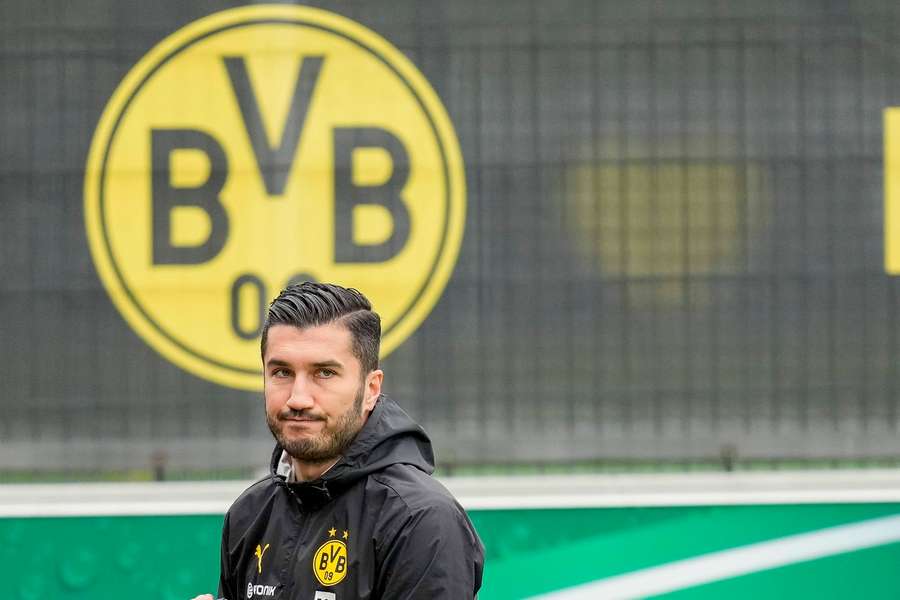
left=285, top=376, right=316, bottom=411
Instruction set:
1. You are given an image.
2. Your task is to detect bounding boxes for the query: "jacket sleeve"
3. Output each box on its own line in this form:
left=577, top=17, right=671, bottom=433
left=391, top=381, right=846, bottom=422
left=218, top=512, right=237, bottom=600
left=376, top=499, right=485, bottom=599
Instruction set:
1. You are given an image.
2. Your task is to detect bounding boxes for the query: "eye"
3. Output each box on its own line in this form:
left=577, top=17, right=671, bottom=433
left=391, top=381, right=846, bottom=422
left=315, top=368, right=336, bottom=379
left=271, top=367, right=291, bottom=378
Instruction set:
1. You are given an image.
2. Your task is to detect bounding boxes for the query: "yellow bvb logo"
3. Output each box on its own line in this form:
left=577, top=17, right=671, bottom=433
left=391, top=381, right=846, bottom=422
left=313, top=538, right=348, bottom=587
left=84, top=5, right=466, bottom=389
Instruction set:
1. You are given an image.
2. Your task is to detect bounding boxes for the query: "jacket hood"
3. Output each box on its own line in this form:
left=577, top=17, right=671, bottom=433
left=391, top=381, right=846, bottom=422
left=269, top=395, right=435, bottom=511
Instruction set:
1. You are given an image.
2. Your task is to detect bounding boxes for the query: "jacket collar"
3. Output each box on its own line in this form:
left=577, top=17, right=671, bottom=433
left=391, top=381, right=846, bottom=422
left=267, top=395, right=432, bottom=512
left=270, top=446, right=345, bottom=513
left=268, top=397, right=388, bottom=512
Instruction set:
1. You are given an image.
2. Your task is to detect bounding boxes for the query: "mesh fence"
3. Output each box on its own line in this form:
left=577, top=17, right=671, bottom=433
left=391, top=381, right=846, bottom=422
left=2, top=0, right=900, bottom=479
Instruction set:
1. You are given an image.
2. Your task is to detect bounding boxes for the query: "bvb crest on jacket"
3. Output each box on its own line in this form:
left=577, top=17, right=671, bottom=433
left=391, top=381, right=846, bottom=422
left=314, top=527, right=349, bottom=586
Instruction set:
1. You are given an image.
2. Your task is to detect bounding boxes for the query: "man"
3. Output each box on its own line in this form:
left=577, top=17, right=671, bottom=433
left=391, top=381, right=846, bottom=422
left=193, top=282, right=484, bottom=600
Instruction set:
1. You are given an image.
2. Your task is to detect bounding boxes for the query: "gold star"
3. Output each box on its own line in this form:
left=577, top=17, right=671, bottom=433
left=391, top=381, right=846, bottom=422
left=342, top=530, right=349, bottom=540
left=328, top=527, right=337, bottom=537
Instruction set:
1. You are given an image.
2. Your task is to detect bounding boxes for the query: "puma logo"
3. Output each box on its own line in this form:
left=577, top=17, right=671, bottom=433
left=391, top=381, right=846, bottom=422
left=255, top=543, right=270, bottom=574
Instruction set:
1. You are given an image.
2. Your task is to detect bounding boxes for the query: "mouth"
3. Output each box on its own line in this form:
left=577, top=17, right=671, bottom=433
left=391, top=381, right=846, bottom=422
left=281, top=417, right=325, bottom=426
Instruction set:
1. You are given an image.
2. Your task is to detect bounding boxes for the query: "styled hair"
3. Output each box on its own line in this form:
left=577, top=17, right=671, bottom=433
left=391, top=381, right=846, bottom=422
left=260, top=282, right=381, bottom=373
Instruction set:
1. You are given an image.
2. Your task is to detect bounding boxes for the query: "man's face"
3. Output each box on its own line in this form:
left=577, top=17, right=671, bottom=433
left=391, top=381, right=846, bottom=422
left=263, top=322, right=382, bottom=463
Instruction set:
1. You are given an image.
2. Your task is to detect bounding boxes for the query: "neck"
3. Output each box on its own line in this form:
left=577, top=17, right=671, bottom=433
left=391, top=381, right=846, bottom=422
left=292, top=456, right=340, bottom=482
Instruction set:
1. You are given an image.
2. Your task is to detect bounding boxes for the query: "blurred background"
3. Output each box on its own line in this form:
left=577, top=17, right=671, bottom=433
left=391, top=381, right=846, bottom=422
left=3, top=0, right=900, bottom=479
left=3, top=0, right=900, bottom=598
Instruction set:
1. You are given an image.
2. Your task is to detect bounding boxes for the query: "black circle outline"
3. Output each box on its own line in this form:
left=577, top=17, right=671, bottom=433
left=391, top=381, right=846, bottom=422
left=313, top=539, right=348, bottom=586
left=96, top=15, right=457, bottom=376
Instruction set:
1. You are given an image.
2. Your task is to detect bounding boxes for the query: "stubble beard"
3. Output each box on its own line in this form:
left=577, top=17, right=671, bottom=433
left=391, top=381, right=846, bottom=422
left=266, top=385, right=365, bottom=464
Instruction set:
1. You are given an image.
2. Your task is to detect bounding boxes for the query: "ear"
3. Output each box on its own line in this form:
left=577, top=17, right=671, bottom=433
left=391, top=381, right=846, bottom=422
left=363, top=369, right=383, bottom=413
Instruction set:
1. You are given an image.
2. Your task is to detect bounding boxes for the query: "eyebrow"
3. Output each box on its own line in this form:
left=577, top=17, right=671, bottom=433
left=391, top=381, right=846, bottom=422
left=312, top=360, right=343, bottom=370
left=264, top=358, right=344, bottom=369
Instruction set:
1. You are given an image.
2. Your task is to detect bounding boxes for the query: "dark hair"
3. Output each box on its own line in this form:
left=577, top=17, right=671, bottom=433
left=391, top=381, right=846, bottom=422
left=261, top=282, right=381, bottom=373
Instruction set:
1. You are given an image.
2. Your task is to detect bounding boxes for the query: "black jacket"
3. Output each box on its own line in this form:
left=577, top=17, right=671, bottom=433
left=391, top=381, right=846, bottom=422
left=218, top=396, right=485, bottom=599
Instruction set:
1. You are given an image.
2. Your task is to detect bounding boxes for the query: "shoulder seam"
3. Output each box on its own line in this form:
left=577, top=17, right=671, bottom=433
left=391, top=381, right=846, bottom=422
left=370, top=468, right=458, bottom=515
left=370, top=471, right=413, bottom=512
